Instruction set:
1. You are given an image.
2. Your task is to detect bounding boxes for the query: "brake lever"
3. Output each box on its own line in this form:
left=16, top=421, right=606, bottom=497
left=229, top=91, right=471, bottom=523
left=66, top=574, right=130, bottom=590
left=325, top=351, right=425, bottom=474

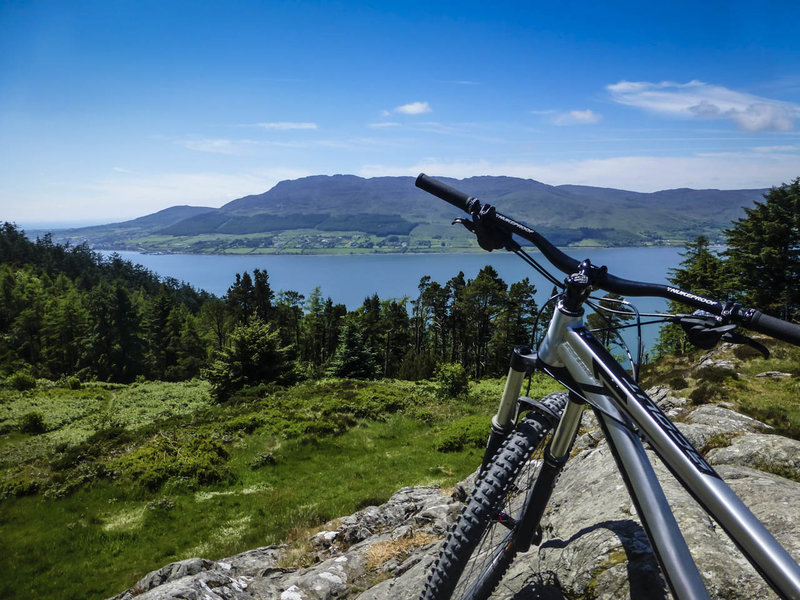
left=452, top=217, right=476, bottom=234
left=452, top=207, right=516, bottom=252
left=679, top=314, right=769, bottom=357
left=720, top=331, right=770, bottom=358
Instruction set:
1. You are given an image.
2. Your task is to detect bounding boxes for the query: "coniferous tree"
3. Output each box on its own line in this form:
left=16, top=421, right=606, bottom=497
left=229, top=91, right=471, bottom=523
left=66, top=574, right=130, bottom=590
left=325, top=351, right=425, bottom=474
left=464, top=266, right=506, bottom=377
left=205, top=318, right=292, bottom=401
left=199, top=298, right=230, bottom=352
left=379, top=298, right=410, bottom=377
left=302, top=287, right=326, bottom=366
left=252, top=268, right=274, bottom=322
left=325, top=318, right=378, bottom=379
left=41, top=286, right=90, bottom=376
left=655, top=235, right=726, bottom=356
left=275, top=290, right=305, bottom=348
left=447, top=271, right=467, bottom=364
left=489, top=277, right=537, bottom=372
left=725, top=178, right=800, bottom=320
left=172, top=312, right=206, bottom=380
left=225, top=272, right=255, bottom=323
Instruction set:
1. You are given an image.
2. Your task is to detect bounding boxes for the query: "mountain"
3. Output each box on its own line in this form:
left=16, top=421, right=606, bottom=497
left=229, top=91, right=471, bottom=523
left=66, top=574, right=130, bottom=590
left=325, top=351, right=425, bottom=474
left=43, top=175, right=768, bottom=254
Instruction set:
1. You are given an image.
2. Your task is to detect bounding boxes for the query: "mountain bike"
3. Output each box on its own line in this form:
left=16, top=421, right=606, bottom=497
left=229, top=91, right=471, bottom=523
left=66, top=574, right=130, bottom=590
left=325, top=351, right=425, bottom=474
left=414, top=174, right=800, bottom=600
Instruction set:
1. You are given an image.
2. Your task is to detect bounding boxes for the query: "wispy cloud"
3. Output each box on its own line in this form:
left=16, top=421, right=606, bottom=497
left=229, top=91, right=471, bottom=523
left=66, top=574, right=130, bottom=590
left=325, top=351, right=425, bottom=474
left=553, top=109, right=602, bottom=126
left=253, top=122, right=319, bottom=130
left=753, top=145, right=797, bottom=152
left=359, top=149, right=800, bottom=192
left=607, top=80, right=800, bottom=132
left=368, top=121, right=401, bottom=128
left=177, top=138, right=259, bottom=155
left=532, top=109, right=602, bottom=125
left=389, top=101, right=432, bottom=115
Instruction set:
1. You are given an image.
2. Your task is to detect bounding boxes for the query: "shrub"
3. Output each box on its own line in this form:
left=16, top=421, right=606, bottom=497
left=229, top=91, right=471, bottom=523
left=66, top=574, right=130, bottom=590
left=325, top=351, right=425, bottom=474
left=19, top=411, right=46, bottom=434
left=689, top=382, right=719, bottom=405
left=55, top=375, right=82, bottom=389
left=0, top=475, right=40, bottom=499
left=7, top=372, right=36, bottom=391
left=664, top=375, right=689, bottom=390
left=111, top=434, right=232, bottom=490
left=435, top=363, right=469, bottom=399
left=434, top=415, right=491, bottom=452
left=204, top=319, right=293, bottom=402
left=695, top=365, right=738, bottom=384
left=250, top=452, right=278, bottom=469
left=222, top=414, right=266, bottom=434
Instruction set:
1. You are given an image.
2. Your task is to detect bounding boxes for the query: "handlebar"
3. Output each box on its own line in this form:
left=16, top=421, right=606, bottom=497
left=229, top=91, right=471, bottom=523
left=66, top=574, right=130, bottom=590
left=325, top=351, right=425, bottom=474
left=415, top=173, right=800, bottom=347
left=415, top=174, right=473, bottom=212
left=741, top=309, right=800, bottom=346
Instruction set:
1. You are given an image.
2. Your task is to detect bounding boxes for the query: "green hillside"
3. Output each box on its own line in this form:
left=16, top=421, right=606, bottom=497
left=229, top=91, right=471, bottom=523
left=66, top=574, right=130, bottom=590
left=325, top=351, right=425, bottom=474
left=3, top=344, right=800, bottom=600
left=43, top=175, right=767, bottom=254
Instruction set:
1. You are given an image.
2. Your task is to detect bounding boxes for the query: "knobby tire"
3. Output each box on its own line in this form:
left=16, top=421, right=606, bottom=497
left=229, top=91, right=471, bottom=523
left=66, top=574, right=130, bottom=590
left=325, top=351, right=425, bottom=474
left=420, top=392, right=568, bottom=600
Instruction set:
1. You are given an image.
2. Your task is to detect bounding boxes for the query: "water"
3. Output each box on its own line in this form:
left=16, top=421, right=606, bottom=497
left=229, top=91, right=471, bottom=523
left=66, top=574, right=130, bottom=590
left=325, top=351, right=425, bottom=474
left=107, top=247, right=684, bottom=353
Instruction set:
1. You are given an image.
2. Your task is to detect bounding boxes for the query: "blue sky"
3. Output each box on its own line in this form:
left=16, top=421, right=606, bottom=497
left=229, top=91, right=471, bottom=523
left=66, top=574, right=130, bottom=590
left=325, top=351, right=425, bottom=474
left=1, top=0, right=799, bottom=225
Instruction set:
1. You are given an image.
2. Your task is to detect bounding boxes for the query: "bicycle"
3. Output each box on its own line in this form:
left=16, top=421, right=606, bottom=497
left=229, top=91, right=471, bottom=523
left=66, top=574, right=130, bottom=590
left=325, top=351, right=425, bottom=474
left=413, top=173, right=800, bottom=600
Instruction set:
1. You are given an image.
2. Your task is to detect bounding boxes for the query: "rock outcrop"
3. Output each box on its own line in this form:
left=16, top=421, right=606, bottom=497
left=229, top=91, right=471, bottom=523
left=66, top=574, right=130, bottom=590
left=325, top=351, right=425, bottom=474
left=109, top=390, right=800, bottom=600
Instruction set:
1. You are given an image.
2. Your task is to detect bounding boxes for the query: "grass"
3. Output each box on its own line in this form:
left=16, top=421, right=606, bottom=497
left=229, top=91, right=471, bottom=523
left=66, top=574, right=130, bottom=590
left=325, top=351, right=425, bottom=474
left=0, top=375, right=537, bottom=600
left=0, top=416, right=481, bottom=599
left=5, top=344, right=795, bottom=600
left=641, top=340, right=800, bottom=439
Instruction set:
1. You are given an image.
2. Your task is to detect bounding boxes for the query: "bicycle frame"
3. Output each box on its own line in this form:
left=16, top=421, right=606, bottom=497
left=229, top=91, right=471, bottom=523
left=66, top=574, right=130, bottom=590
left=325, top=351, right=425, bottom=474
left=492, top=299, right=800, bottom=600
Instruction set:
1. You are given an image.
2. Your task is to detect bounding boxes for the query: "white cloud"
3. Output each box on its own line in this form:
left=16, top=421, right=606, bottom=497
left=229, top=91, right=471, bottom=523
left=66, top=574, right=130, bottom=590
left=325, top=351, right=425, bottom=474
left=254, top=122, right=318, bottom=130
left=177, top=138, right=259, bottom=155
left=607, top=80, right=800, bottom=132
left=552, top=109, right=602, bottom=126
left=753, top=145, right=797, bottom=152
left=393, top=101, right=432, bottom=115
left=368, top=121, right=401, bottom=128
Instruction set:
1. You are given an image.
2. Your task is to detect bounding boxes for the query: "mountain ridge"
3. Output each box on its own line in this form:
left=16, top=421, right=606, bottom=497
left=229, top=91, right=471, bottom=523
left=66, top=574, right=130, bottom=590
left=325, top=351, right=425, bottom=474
left=42, top=174, right=768, bottom=254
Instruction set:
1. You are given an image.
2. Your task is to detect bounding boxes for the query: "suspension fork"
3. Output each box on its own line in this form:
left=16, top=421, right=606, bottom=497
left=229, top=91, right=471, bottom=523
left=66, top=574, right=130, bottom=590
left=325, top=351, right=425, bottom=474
left=479, top=345, right=538, bottom=475
left=514, top=392, right=585, bottom=552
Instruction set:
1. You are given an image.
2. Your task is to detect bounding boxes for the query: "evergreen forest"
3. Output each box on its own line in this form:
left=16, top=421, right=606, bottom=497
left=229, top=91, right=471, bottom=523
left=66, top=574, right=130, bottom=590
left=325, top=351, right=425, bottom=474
left=0, top=221, right=541, bottom=395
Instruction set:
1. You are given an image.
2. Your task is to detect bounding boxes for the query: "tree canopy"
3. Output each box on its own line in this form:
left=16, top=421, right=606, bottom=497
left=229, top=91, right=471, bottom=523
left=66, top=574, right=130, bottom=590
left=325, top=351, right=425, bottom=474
left=656, top=178, right=800, bottom=355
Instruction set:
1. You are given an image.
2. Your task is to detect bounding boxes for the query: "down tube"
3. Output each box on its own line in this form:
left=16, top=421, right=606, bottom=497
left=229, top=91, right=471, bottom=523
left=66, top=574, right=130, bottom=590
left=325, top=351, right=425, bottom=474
left=565, top=326, right=800, bottom=600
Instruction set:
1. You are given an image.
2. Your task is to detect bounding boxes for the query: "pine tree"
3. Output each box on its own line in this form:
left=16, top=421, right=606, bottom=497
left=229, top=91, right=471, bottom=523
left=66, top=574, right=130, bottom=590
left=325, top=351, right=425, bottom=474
left=204, top=318, right=292, bottom=401
left=489, top=277, right=537, bottom=373
left=725, top=178, right=800, bottom=320
left=464, top=266, right=506, bottom=377
left=252, top=268, right=274, bottom=322
left=379, top=298, right=410, bottom=377
left=225, top=272, right=255, bottom=323
left=655, top=235, right=725, bottom=356
left=325, top=318, right=378, bottom=379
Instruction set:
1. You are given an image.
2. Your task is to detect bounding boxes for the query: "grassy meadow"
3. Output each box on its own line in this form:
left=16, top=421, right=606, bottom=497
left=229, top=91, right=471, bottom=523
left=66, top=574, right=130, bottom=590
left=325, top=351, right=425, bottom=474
left=3, top=340, right=800, bottom=600
left=0, top=373, right=562, bottom=600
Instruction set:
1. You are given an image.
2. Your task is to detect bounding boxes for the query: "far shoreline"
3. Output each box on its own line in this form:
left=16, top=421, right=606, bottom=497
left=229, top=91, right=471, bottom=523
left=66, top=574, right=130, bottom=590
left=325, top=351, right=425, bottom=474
left=94, top=242, right=703, bottom=258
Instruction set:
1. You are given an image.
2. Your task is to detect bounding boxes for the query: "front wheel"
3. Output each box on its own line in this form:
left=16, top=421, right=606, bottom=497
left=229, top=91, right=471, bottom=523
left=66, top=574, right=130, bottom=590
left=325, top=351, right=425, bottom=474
left=420, top=392, right=568, bottom=600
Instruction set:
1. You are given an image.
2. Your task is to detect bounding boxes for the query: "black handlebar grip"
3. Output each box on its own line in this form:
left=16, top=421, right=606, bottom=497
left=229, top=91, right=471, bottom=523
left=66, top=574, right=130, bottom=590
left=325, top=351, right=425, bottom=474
left=745, top=310, right=800, bottom=346
left=415, top=173, right=473, bottom=213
